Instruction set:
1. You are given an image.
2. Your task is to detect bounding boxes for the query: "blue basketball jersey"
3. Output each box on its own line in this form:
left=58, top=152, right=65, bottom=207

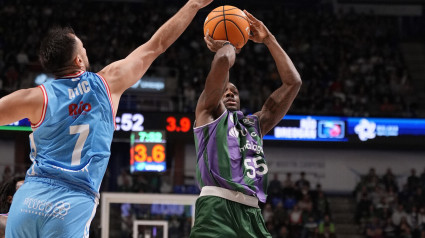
left=27, top=71, right=115, bottom=198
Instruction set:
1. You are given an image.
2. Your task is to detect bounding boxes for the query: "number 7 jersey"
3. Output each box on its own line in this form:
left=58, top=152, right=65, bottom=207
left=194, top=110, right=269, bottom=203
left=27, top=71, right=115, bottom=198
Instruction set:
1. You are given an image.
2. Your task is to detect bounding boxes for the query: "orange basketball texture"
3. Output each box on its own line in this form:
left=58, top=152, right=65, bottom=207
left=203, top=5, right=250, bottom=49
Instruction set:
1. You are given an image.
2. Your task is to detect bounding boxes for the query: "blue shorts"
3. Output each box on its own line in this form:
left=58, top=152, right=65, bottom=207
left=6, top=178, right=98, bottom=238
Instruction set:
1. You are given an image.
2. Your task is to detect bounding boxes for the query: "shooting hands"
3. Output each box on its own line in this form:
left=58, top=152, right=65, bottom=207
left=244, top=10, right=272, bottom=44
left=204, top=30, right=240, bottom=53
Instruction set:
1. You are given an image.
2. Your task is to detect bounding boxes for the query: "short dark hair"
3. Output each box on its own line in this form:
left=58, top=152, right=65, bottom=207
left=0, top=176, right=25, bottom=213
left=39, top=26, right=76, bottom=75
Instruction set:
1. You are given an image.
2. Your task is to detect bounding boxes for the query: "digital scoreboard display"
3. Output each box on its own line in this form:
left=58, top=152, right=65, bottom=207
left=130, top=131, right=166, bottom=172
left=264, top=115, right=425, bottom=146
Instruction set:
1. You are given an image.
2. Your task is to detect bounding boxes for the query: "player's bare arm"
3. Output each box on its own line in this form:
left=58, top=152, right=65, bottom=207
left=0, top=87, right=44, bottom=126
left=195, top=35, right=236, bottom=127
left=245, top=10, right=302, bottom=136
left=98, top=0, right=214, bottom=110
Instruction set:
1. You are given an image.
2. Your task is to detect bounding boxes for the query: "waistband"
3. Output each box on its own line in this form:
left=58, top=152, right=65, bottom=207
left=25, top=176, right=99, bottom=200
left=200, top=186, right=259, bottom=208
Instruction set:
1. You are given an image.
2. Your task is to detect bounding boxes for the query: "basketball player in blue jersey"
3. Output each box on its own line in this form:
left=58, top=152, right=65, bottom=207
left=0, top=0, right=214, bottom=237
left=190, top=10, right=302, bottom=237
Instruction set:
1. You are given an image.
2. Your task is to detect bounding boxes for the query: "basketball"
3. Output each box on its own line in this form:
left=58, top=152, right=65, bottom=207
left=204, top=5, right=250, bottom=49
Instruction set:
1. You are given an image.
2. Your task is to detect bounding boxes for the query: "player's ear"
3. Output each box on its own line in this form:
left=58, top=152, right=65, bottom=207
left=74, top=55, right=83, bottom=67
left=7, top=195, right=13, bottom=204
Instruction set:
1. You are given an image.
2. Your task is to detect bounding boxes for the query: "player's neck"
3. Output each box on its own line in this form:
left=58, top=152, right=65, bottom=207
left=54, top=65, right=84, bottom=79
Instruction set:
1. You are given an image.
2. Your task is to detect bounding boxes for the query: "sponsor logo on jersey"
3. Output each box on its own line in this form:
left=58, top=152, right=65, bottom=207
left=21, top=198, right=71, bottom=220
left=69, top=101, right=92, bottom=118
left=242, top=117, right=255, bottom=126
left=239, top=141, right=264, bottom=154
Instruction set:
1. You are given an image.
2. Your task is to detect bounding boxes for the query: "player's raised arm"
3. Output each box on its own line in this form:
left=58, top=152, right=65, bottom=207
left=0, top=87, right=44, bottom=126
left=245, top=10, right=302, bottom=136
left=195, top=35, right=236, bottom=127
left=98, top=0, right=213, bottom=100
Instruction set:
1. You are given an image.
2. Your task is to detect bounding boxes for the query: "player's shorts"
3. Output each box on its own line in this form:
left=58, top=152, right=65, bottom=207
left=6, top=177, right=98, bottom=238
left=189, top=187, right=271, bottom=238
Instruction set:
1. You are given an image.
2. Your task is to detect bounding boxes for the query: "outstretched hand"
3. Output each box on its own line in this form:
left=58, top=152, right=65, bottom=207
left=190, top=0, right=214, bottom=9
left=243, top=10, right=272, bottom=44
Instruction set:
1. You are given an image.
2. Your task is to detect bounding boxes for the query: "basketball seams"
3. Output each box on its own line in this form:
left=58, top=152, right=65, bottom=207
left=211, top=19, right=225, bottom=39
left=222, top=6, right=229, bottom=41
left=204, top=14, right=248, bottom=27
left=212, top=7, right=238, bottom=12
left=226, top=20, right=247, bottom=45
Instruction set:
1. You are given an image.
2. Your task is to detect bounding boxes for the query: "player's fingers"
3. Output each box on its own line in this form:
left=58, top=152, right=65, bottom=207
left=204, top=34, right=214, bottom=44
left=243, top=10, right=258, bottom=22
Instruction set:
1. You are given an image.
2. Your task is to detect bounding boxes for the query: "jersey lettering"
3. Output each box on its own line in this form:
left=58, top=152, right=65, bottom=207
left=68, top=81, right=91, bottom=99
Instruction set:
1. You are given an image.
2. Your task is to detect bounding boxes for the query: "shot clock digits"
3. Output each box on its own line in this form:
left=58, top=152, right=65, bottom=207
left=166, top=116, right=191, bottom=132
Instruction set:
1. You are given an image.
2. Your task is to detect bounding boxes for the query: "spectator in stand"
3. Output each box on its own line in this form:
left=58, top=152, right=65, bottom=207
left=356, top=185, right=370, bottom=203
left=365, top=216, right=383, bottom=238
left=298, top=194, right=313, bottom=212
left=375, top=197, right=389, bottom=217
left=268, top=173, right=282, bottom=203
left=356, top=192, right=372, bottom=224
left=382, top=168, right=399, bottom=192
left=263, top=203, right=274, bottom=223
left=418, top=207, right=425, bottom=238
left=318, top=214, right=336, bottom=238
left=408, top=169, right=420, bottom=192
left=370, top=185, right=386, bottom=206
left=386, top=186, right=398, bottom=208
left=420, top=168, right=425, bottom=189
left=392, top=204, right=408, bottom=227
left=284, top=194, right=298, bottom=210
left=1, top=167, right=12, bottom=184
left=407, top=205, right=420, bottom=238
left=365, top=168, right=380, bottom=191
left=273, top=202, right=287, bottom=231
left=382, top=217, right=397, bottom=238
left=117, top=168, right=133, bottom=192
left=265, top=222, right=278, bottom=237
left=289, top=204, right=303, bottom=237
left=301, top=215, right=318, bottom=238
left=295, top=172, right=311, bottom=191
left=399, top=216, right=412, bottom=238
left=399, top=184, right=412, bottom=206
left=315, top=191, right=330, bottom=218
left=282, top=172, right=296, bottom=197
left=412, top=188, right=425, bottom=209
left=277, top=226, right=290, bottom=238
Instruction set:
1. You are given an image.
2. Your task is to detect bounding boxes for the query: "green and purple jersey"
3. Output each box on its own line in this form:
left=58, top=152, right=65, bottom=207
left=194, top=110, right=269, bottom=203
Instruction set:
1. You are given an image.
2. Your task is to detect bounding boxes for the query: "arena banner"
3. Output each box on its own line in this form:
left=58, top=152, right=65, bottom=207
left=3, top=114, right=425, bottom=147
left=263, top=115, right=425, bottom=146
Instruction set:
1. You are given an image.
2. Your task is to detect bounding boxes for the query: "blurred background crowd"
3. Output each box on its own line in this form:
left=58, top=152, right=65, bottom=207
left=1, top=0, right=424, bottom=117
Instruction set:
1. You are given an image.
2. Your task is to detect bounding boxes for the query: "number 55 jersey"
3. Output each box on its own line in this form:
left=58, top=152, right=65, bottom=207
left=194, top=110, right=269, bottom=203
left=27, top=71, right=115, bottom=198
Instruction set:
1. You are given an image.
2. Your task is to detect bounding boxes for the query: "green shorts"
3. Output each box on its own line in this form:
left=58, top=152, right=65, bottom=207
left=189, top=196, right=271, bottom=238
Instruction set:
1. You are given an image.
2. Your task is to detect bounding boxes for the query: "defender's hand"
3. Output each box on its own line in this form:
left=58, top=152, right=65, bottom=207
left=243, top=10, right=272, bottom=44
left=190, top=0, right=214, bottom=9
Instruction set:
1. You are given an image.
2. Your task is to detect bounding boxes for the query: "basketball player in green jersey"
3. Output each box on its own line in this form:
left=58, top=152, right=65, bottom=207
left=189, top=10, right=302, bottom=238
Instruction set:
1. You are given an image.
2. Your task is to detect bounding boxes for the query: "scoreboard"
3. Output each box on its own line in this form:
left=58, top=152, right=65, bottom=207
left=130, top=130, right=166, bottom=172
